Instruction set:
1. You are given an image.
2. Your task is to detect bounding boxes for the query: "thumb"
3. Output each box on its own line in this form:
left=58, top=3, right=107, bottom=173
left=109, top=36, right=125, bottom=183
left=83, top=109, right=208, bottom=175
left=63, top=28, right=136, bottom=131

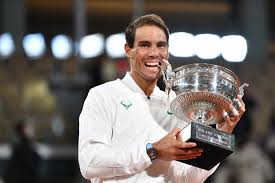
left=170, top=128, right=182, bottom=137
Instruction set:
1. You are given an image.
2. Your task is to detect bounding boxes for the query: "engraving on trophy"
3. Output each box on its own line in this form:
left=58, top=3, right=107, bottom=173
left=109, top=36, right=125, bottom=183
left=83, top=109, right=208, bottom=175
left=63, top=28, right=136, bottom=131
left=195, top=125, right=232, bottom=149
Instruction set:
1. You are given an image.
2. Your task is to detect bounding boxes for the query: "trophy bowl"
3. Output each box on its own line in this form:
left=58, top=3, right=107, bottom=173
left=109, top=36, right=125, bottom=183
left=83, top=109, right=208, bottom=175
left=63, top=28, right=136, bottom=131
left=160, top=61, right=248, bottom=170
left=169, top=63, right=241, bottom=125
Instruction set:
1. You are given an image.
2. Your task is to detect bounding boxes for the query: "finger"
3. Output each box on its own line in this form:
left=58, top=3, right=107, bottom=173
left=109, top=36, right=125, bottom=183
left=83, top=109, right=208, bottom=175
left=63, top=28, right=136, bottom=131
left=232, top=100, right=245, bottom=119
left=222, top=110, right=229, bottom=119
left=228, top=105, right=239, bottom=118
left=170, top=128, right=182, bottom=137
left=236, top=97, right=246, bottom=113
left=176, top=153, right=203, bottom=160
left=223, top=109, right=236, bottom=126
left=177, top=147, right=203, bottom=155
left=175, top=141, right=197, bottom=149
left=223, top=110, right=235, bottom=121
left=167, top=128, right=182, bottom=140
left=238, top=105, right=246, bottom=114
left=237, top=95, right=245, bottom=106
left=233, top=99, right=242, bottom=110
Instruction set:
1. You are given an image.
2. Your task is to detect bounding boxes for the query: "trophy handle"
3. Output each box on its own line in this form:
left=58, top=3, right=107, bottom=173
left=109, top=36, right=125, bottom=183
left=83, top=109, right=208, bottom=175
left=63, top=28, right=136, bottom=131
left=232, top=83, right=249, bottom=109
left=238, top=83, right=249, bottom=97
left=158, top=59, right=175, bottom=97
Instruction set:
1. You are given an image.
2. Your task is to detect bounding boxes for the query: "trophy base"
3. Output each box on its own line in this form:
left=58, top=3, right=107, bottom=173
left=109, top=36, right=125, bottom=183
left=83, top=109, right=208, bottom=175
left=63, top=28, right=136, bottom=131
left=177, top=122, right=235, bottom=170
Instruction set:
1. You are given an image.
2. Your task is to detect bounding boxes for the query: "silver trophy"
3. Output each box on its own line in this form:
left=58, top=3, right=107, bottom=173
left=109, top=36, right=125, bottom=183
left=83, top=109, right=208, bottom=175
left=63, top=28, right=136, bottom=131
left=160, top=60, right=248, bottom=170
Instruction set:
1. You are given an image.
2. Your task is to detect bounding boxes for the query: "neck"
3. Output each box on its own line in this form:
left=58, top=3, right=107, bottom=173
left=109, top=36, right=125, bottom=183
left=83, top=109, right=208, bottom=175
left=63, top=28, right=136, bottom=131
left=130, top=74, right=158, bottom=96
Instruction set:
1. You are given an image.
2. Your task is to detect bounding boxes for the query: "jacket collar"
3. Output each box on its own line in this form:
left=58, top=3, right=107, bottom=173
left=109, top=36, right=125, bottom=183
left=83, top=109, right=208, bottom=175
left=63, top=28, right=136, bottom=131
left=121, top=72, right=162, bottom=98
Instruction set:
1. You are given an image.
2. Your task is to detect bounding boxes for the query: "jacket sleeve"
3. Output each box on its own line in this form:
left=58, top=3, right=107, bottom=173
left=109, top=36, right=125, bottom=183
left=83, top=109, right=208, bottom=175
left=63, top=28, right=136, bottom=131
left=78, top=89, right=152, bottom=179
left=170, top=161, right=219, bottom=183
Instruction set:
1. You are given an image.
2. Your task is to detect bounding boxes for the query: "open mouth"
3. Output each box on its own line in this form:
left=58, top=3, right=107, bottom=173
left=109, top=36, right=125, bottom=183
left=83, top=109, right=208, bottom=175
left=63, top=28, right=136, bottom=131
left=145, top=62, right=161, bottom=68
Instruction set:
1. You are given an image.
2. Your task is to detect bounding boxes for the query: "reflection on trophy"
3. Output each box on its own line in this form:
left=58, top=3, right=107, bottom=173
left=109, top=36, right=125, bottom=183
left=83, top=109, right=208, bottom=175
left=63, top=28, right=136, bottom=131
left=160, top=60, right=249, bottom=170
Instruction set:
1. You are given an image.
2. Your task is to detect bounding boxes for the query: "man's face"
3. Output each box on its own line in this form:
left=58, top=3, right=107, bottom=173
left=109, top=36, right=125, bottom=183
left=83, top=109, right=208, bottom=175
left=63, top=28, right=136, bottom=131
left=125, top=25, right=169, bottom=83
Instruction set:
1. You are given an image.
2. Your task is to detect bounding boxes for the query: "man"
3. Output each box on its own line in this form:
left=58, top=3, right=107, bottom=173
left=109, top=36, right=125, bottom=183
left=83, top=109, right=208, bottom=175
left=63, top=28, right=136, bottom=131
left=78, top=14, right=245, bottom=183
left=3, top=121, right=40, bottom=183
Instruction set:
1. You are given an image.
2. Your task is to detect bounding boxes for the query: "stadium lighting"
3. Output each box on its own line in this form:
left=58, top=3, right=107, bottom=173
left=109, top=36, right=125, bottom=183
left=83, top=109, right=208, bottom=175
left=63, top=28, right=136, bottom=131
left=79, top=33, right=104, bottom=59
left=51, top=35, right=73, bottom=60
left=0, top=33, right=15, bottom=59
left=194, top=34, right=221, bottom=59
left=23, top=33, right=46, bottom=59
left=106, top=33, right=126, bottom=58
left=169, top=32, right=195, bottom=57
left=221, top=35, right=247, bottom=62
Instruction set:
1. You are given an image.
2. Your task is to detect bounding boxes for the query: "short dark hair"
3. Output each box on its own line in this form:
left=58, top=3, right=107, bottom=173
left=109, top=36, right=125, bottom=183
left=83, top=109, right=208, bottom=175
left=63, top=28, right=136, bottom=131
left=125, top=14, right=170, bottom=48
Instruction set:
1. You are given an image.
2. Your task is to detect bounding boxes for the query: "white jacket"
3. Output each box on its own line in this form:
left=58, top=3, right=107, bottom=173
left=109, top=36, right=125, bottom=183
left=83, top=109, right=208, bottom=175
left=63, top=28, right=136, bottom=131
left=78, top=73, right=218, bottom=183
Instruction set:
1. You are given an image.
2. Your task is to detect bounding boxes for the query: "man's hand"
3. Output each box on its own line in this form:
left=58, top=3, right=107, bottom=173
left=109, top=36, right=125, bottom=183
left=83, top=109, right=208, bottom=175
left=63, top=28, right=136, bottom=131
left=153, top=128, right=203, bottom=161
left=217, top=95, right=246, bottom=134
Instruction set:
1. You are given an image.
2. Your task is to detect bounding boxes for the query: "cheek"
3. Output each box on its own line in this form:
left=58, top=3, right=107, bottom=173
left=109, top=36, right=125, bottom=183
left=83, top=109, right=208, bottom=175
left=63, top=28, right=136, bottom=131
left=134, top=55, right=144, bottom=67
left=138, top=61, right=145, bottom=70
left=131, top=58, right=144, bottom=71
left=161, top=51, right=169, bottom=58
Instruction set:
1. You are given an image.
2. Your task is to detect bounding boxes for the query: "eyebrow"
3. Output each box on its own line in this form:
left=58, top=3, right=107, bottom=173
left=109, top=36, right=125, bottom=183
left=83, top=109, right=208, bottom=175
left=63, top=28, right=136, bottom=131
left=137, top=40, right=168, bottom=45
left=157, top=41, right=168, bottom=45
left=137, top=40, right=150, bottom=44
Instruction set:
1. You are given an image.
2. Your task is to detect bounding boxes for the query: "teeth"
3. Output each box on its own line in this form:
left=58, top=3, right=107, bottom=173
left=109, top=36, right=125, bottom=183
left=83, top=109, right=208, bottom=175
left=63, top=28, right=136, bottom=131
left=145, top=62, right=158, bottom=67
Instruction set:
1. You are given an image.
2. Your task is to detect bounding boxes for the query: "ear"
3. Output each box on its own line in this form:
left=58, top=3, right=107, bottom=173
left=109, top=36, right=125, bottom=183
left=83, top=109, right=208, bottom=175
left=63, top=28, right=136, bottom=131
left=124, top=43, right=134, bottom=59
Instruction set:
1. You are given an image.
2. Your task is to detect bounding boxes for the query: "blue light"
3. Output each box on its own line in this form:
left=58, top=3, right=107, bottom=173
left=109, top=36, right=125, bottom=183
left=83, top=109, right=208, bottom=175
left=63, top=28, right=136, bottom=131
left=79, top=34, right=104, bottom=59
left=0, top=33, right=15, bottom=59
left=23, top=33, right=46, bottom=59
left=106, top=33, right=126, bottom=58
left=51, top=35, right=73, bottom=60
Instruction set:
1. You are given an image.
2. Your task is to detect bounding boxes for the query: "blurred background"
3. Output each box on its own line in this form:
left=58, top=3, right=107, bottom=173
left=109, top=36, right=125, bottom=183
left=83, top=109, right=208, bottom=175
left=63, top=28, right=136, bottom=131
left=0, top=0, right=275, bottom=183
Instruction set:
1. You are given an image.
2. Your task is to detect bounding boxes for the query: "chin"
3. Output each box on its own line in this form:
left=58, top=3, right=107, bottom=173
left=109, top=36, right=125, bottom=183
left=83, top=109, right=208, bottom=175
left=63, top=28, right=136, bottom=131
left=145, top=74, right=160, bottom=81
left=141, top=69, right=161, bottom=80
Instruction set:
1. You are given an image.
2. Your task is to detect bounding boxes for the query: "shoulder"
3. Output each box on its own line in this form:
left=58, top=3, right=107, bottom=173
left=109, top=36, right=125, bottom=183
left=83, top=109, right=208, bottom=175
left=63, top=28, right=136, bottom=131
left=85, top=79, right=128, bottom=102
left=90, top=79, right=122, bottom=94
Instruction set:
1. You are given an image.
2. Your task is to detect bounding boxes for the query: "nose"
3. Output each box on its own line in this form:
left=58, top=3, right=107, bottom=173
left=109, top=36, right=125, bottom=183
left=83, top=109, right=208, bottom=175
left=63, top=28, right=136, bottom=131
left=148, top=46, right=159, bottom=56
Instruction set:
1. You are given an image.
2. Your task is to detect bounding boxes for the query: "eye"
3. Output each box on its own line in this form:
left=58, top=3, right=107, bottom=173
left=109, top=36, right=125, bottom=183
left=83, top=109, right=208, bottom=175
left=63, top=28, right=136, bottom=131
left=139, top=43, right=150, bottom=48
left=157, top=42, right=168, bottom=49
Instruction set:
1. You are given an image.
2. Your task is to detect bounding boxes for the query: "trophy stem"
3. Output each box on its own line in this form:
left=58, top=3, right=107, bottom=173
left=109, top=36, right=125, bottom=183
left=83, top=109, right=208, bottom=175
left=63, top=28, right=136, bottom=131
left=192, top=108, right=213, bottom=125
left=196, top=109, right=203, bottom=124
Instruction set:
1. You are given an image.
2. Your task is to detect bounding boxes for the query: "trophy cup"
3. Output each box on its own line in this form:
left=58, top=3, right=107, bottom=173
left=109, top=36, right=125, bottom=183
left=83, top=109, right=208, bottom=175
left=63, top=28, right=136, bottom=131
left=160, top=60, right=249, bottom=170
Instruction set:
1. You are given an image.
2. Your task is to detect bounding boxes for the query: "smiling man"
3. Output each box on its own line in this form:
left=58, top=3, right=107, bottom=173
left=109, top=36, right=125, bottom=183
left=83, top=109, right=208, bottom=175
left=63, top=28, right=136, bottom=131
left=125, top=23, right=168, bottom=95
left=78, top=14, right=246, bottom=183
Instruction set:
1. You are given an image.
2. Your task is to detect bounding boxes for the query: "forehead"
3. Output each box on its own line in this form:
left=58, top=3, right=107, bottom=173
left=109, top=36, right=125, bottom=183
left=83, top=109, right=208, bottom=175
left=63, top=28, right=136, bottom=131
left=134, top=25, right=167, bottom=43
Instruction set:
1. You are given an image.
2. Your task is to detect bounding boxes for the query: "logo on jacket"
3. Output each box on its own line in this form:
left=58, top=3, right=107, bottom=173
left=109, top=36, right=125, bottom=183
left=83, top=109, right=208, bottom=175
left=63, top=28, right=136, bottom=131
left=120, top=100, right=132, bottom=110
left=167, top=110, right=173, bottom=115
